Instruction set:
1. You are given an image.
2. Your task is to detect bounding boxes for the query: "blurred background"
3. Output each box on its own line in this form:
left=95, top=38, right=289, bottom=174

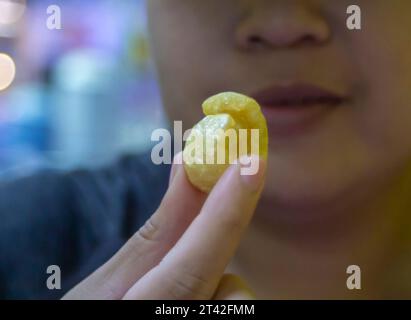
left=0, top=0, right=166, bottom=179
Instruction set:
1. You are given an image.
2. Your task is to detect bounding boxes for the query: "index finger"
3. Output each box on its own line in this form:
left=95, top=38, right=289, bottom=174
left=125, top=155, right=266, bottom=299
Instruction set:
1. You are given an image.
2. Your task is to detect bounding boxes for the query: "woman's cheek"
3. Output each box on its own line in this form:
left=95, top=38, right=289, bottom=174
left=354, top=42, right=411, bottom=164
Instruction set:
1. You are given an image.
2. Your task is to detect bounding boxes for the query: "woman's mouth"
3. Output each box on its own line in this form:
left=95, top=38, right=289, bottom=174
left=251, top=83, right=346, bottom=139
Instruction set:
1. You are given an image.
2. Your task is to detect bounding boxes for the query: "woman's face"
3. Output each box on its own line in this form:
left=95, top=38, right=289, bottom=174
left=148, top=1, right=411, bottom=217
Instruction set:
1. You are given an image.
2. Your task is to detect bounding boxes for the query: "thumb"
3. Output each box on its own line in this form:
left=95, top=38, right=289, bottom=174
left=213, top=274, right=256, bottom=300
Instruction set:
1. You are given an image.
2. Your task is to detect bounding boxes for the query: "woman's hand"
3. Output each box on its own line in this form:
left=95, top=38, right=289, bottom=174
left=63, top=153, right=266, bottom=300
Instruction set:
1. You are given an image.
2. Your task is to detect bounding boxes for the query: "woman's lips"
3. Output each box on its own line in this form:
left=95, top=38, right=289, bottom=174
left=251, top=84, right=346, bottom=138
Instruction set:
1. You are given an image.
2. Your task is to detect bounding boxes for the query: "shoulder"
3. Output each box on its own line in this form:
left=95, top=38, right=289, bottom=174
left=66, top=152, right=170, bottom=233
left=0, top=152, right=170, bottom=229
left=0, top=152, right=170, bottom=299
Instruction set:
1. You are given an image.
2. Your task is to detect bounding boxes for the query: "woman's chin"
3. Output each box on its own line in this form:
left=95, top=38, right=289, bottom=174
left=257, top=173, right=361, bottom=230
left=258, top=147, right=372, bottom=223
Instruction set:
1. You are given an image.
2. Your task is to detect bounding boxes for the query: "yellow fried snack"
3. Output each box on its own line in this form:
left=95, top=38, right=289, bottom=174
left=183, top=92, right=268, bottom=193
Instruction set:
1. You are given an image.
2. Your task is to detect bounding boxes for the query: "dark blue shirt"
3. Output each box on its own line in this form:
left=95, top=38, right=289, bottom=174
left=0, top=153, right=170, bottom=299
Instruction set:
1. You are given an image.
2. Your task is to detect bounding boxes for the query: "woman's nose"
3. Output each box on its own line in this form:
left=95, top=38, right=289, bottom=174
left=235, top=0, right=331, bottom=50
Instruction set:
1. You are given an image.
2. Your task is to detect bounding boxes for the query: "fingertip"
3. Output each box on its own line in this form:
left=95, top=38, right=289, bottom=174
left=238, top=155, right=266, bottom=192
left=211, top=155, right=266, bottom=197
left=169, top=152, right=184, bottom=186
left=213, top=274, right=256, bottom=300
left=164, top=152, right=207, bottom=210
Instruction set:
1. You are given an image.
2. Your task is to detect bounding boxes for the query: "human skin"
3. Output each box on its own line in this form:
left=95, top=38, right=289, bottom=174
left=147, top=0, right=411, bottom=298
left=64, top=154, right=266, bottom=299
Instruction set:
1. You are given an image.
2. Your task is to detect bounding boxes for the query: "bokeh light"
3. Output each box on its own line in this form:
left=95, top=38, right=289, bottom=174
left=0, top=53, right=16, bottom=91
left=0, top=0, right=26, bottom=25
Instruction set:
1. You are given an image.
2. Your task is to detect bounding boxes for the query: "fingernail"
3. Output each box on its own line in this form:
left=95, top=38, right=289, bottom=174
left=238, top=155, right=266, bottom=192
left=169, top=152, right=183, bottom=186
left=168, top=165, right=178, bottom=186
